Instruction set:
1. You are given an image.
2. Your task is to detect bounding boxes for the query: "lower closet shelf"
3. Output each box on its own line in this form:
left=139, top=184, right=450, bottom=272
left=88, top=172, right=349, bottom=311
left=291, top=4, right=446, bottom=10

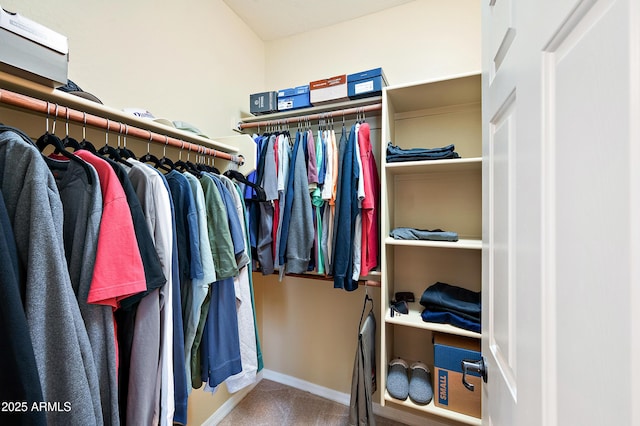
left=385, top=308, right=481, bottom=339
left=384, top=391, right=481, bottom=426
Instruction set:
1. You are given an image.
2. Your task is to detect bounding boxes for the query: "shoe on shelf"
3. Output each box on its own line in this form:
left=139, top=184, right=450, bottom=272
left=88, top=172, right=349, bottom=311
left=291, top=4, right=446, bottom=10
left=409, top=361, right=433, bottom=405
left=386, top=358, right=409, bottom=400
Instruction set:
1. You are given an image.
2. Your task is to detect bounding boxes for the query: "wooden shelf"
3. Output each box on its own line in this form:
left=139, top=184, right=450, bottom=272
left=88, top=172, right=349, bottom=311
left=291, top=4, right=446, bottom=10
left=384, top=237, right=482, bottom=250
left=384, top=391, right=481, bottom=426
left=385, top=157, right=481, bottom=176
left=385, top=308, right=481, bottom=339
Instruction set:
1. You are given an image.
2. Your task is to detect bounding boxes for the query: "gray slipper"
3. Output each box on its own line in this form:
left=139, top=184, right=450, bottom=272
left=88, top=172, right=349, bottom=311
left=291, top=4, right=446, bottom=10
left=386, top=358, right=409, bottom=400
left=409, top=362, right=433, bottom=405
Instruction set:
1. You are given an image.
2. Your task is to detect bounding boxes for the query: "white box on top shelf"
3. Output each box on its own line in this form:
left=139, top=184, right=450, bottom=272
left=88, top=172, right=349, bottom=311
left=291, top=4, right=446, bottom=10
left=0, top=7, right=68, bottom=87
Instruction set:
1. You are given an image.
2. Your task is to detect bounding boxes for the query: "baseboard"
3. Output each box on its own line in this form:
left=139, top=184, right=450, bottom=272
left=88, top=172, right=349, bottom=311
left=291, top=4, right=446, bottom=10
left=201, top=371, right=264, bottom=426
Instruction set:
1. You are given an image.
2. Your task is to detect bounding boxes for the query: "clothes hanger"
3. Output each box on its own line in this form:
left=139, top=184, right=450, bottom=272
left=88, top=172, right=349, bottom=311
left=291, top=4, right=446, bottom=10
left=36, top=103, right=93, bottom=184
left=61, top=108, right=81, bottom=151
left=97, top=119, right=134, bottom=167
left=174, top=143, right=202, bottom=177
left=223, top=169, right=267, bottom=201
left=118, top=124, right=137, bottom=160
left=139, top=132, right=165, bottom=169
left=357, top=282, right=374, bottom=333
left=157, top=135, right=176, bottom=171
left=78, top=112, right=98, bottom=154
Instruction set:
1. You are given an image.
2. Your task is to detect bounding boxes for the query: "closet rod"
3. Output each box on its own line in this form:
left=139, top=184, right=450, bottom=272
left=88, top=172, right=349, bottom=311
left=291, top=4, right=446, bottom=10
left=0, top=88, right=244, bottom=165
left=237, top=102, right=382, bottom=130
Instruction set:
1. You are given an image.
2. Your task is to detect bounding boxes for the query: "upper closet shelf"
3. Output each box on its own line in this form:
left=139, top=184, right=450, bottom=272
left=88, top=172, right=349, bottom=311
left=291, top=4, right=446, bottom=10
left=385, top=157, right=482, bottom=175
left=0, top=71, right=242, bottom=160
left=237, top=96, right=382, bottom=130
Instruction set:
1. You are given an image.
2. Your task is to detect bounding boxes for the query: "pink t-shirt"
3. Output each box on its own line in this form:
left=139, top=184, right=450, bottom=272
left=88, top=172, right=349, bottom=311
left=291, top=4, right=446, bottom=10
left=75, top=150, right=147, bottom=308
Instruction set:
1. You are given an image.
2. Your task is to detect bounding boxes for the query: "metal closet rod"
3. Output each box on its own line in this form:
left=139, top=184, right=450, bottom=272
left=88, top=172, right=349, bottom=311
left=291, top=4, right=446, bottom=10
left=237, top=102, right=382, bottom=130
left=0, top=88, right=243, bottom=164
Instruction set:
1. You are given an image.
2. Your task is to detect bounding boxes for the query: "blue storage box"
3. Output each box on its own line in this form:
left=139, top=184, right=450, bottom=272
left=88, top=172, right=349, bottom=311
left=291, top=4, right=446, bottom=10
left=433, top=333, right=481, bottom=418
left=347, top=67, right=387, bottom=100
left=277, top=85, right=311, bottom=111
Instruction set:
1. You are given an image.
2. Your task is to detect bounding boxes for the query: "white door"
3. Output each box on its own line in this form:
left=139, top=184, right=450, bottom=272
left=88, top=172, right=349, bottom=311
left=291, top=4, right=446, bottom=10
left=482, top=1, right=640, bottom=425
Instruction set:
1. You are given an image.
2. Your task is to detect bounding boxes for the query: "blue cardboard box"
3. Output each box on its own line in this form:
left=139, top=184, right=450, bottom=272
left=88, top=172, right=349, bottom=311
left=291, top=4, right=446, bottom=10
left=277, top=85, right=311, bottom=111
left=347, top=67, right=387, bottom=100
left=433, top=333, right=481, bottom=418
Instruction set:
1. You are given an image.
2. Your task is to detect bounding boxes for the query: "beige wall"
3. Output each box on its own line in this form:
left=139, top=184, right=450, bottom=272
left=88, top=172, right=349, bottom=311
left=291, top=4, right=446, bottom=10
left=264, top=0, right=481, bottom=90
left=2, top=0, right=265, bottom=137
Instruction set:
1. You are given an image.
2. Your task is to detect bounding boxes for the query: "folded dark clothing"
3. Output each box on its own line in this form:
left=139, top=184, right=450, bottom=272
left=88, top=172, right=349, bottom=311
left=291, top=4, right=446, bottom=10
left=419, top=282, right=481, bottom=318
left=423, top=304, right=480, bottom=322
left=389, top=227, right=458, bottom=242
left=386, top=142, right=460, bottom=163
left=421, top=309, right=480, bottom=333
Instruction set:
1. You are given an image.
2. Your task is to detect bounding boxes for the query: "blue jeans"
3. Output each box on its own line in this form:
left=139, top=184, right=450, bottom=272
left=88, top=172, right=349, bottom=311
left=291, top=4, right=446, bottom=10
left=389, top=227, right=458, bottom=242
left=386, top=142, right=459, bottom=162
left=419, top=282, right=481, bottom=319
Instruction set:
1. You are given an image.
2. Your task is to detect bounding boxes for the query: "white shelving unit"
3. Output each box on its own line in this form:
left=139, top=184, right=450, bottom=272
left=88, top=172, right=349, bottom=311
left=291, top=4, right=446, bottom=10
left=379, top=73, right=482, bottom=425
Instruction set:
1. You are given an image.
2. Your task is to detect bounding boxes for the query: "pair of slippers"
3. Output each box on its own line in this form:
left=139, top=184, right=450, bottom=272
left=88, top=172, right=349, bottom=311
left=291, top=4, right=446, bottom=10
left=386, top=358, right=433, bottom=405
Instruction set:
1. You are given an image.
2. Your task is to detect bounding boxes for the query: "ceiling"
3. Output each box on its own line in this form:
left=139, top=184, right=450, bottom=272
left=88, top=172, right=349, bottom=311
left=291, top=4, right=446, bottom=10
left=223, top=0, right=415, bottom=41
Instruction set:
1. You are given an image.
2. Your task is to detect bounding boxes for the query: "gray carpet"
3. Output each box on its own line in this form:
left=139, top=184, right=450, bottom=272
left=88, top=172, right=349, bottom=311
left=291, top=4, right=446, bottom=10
left=218, top=379, right=408, bottom=426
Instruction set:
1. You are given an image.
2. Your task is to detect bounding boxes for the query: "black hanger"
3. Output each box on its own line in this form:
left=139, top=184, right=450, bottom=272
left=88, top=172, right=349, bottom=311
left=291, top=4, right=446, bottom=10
left=36, top=105, right=93, bottom=185
left=223, top=169, right=266, bottom=201
left=156, top=136, right=176, bottom=172
left=75, top=111, right=98, bottom=154
left=173, top=142, right=201, bottom=177
left=358, top=289, right=374, bottom=333
left=140, top=133, right=173, bottom=172
left=58, top=108, right=82, bottom=152
left=97, top=120, right=134, bottom=167
left=117, top=124, right=137, bottom=160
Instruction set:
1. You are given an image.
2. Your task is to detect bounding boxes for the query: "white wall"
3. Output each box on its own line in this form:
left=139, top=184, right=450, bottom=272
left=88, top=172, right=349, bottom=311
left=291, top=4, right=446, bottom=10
left=2, top=0, right=265, bottom=137
left=264, top=0, right=481, bottom=90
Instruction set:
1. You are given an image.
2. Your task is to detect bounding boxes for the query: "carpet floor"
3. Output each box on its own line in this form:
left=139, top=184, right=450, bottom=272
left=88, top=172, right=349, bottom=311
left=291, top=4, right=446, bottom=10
left=218, top=379, right=409, bottom=426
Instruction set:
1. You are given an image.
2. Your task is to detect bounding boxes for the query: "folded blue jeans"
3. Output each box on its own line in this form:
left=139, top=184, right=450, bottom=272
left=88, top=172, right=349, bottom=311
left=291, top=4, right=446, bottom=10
left=419, top=282, right=481, bottom=318
left=421, top=309, right=480, bottom=333
left=386, top=142, right=459, bottom=162
left=389, top=227, right=459, bottom=242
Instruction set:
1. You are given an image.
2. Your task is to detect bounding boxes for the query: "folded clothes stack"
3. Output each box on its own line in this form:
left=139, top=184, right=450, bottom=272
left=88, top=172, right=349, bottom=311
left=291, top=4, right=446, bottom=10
left=389, top=227, right=459, bottom=242
left=386, top=142, right=460, bottom=163
left=420, top=282, right=480, bottom=333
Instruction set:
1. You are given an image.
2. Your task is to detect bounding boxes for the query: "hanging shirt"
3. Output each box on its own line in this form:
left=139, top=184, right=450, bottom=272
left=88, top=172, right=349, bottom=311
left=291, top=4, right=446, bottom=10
left=333, top=125, right=360, bottom=291
left=358, top=123, right=380, bottom=276
left=0, top=127, right=102, bottom=425
left=0, top=189, right=47, bottom=426
left=284, top=131, right=315, bottom=274
left=182, top=172, right=215, bottom=394
left=219, top=175, right=258, bottom=393
left=74, top=149, right=147, bottom=307
left=45, top=155, right=120, bottom=426
left=125, top=159, right=175, bottom=426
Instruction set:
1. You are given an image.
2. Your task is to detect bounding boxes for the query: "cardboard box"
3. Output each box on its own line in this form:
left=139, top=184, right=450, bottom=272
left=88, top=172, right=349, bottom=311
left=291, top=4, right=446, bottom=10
left=0, top=7, right=68, bottom=87
left=309, top=74, right=348, bottom=105
left=277, top=85, right=311, bottom=111
left=433, top=333, right=481, bottom=418
left=347, top=67, right=387, bottom=100
left=250, top=91, right=278, bottom=115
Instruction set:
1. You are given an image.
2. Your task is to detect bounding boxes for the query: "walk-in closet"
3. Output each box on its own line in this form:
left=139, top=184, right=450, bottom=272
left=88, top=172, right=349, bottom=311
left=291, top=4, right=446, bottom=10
left=2, top=1, right=638, bottom=426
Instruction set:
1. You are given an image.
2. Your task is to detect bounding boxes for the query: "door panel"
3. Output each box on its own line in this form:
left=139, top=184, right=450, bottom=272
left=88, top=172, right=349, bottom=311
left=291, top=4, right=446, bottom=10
left=541, top=1, right=632, bottom=425
left=483, top=0, right=639, bottom=425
